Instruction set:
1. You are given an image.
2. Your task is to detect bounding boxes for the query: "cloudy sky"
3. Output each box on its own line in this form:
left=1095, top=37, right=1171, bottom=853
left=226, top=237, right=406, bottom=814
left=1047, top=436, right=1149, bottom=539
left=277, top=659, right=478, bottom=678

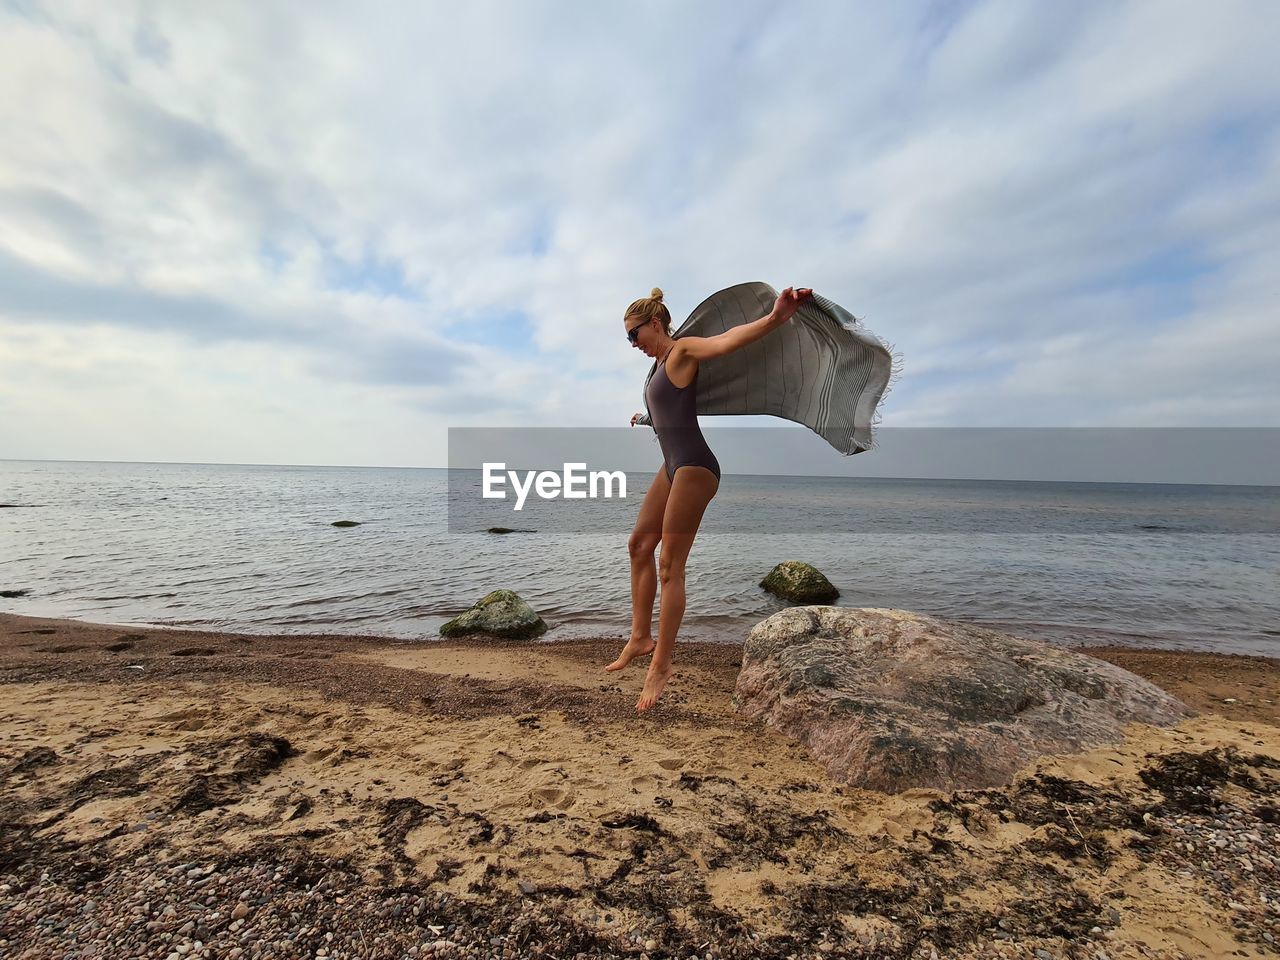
left=1, top=0, right=1277, bottom=468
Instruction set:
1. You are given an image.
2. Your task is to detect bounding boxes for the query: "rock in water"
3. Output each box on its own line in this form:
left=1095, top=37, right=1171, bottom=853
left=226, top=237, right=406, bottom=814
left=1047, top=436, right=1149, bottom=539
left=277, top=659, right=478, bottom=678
left=439, top=589, right=548, bottom=640
left=734, top=607, right=1195, bottom=793
left=759, top=560, right=839, bottom=603
left=331, top=520, right=361, bottom=528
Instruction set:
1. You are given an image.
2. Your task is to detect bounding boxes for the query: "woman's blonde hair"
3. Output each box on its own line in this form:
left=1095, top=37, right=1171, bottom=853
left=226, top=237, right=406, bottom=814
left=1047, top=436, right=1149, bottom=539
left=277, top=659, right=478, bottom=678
left=624, top=287, right=671, bottom=334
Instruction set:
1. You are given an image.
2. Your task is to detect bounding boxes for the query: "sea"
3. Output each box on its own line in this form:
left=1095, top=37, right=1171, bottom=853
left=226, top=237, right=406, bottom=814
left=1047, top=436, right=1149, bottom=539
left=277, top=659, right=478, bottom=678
left=2, top=459, right=1278, bottom=656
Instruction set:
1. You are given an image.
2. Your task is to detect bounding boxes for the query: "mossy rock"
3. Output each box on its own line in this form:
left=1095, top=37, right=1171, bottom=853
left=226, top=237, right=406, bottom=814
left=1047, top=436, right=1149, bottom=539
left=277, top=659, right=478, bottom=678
left=439, top=589, right=548, bottom=640
left=759, top=560, right=839, bottom=604
left=331, top=520, right=361, bottom=528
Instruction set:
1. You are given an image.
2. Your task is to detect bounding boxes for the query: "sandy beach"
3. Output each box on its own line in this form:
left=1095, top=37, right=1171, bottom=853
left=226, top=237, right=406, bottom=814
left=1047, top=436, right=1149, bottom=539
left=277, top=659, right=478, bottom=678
left=2, top=612, right=1279, bottom=959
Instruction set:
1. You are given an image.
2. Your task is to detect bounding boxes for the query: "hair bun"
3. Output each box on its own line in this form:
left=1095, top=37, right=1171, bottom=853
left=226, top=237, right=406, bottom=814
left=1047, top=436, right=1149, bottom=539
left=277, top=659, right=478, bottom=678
left=649, top=287, right=664, bottom=303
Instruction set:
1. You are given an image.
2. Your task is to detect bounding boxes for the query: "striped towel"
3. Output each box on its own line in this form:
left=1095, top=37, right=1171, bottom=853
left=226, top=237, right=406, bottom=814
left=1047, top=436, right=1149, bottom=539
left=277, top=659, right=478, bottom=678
left=636, top=282, right=898, bottom=455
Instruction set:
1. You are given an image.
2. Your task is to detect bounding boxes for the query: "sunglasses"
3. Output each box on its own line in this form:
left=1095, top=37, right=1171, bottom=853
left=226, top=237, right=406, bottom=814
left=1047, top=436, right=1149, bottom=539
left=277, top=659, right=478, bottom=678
left=626, top=321, right=645, bottom=345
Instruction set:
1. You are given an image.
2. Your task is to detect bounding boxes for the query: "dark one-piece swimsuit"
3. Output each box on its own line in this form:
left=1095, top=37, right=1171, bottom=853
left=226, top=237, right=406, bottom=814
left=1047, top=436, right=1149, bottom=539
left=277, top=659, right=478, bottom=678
left=645, top=351, right=722, bottom=483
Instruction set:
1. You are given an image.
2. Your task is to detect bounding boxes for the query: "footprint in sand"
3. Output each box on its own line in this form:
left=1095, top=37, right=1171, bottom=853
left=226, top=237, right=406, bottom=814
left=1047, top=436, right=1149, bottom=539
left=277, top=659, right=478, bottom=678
left=169, top=648, right=218, bottom=657
left=156, top=708, right=210, bottom=732
left=657, top=757, right=686, bottom=771
left=281, top=798, right=312, bottom=822
left=530, top=786, right=575, bottom=810
left=303, top=746, right=336, bottom=764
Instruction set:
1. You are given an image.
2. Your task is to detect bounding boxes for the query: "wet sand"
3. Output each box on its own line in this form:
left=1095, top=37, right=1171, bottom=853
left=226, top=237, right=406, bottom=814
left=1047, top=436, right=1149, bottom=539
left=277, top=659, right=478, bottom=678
left=2, top=611, right=1279, bottom=959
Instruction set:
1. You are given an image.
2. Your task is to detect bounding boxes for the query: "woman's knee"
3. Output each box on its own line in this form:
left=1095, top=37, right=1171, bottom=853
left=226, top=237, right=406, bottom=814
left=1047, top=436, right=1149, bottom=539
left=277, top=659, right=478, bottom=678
left=658, top=553, right=686, bottom=584
left=629, top=531, right=660, bottom=559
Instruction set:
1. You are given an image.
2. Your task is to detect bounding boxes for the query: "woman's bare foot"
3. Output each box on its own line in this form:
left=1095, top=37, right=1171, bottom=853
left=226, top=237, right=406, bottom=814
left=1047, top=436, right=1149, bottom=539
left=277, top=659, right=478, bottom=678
left=635, top=662, right=672, bottom=711
left=604, top=636, right=655, bottom=672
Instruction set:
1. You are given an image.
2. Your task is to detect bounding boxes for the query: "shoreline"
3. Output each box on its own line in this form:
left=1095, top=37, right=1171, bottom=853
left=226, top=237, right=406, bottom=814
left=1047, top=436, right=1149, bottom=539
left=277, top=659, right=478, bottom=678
left=3, top=611, right=1276, bottom=727
left=3, top=611, right=1280, bottom=958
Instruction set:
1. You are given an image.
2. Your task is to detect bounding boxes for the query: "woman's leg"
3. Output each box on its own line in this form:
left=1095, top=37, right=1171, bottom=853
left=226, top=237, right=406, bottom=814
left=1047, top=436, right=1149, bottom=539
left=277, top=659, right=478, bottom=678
left=605, top=466, right=671, bottom=672
left=636, top=465, right=719, bottom=711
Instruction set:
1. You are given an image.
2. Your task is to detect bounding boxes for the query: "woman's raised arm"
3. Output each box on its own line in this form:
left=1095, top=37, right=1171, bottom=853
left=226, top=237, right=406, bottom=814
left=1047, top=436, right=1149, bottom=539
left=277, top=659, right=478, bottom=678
left=677, top=287, right=812, bottom=362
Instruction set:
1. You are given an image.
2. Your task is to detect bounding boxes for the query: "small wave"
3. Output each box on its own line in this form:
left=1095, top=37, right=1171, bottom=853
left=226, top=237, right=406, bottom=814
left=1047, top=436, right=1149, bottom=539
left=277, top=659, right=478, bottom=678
left=273, top=611, right=389, bottom=626
left=168, top=575, right=259, bottom=588
left=86, top=593, right=180, bottom=601
left=275, top=596, right=350, bottom=610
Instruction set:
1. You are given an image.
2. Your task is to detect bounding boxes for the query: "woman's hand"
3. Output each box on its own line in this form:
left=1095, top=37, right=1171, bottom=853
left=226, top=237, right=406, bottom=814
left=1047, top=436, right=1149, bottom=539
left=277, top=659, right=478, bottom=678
left=772, top=286, right=813, bottom=324
left=630, top=412, right=644, bottom=426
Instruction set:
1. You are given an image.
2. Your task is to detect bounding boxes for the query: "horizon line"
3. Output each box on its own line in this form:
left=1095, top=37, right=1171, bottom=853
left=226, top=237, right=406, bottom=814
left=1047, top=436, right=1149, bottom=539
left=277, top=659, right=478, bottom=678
left=1, top=457, right=1276, bottom=488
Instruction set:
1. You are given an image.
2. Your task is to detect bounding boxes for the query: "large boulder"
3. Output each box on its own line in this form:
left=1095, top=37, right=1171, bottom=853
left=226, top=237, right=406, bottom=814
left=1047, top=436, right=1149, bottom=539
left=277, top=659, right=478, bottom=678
left=734, top=607, right=1195, bottom=794
left=759, top=560, right=839, bottom=603
left=439, top=589, right=548, bottom=640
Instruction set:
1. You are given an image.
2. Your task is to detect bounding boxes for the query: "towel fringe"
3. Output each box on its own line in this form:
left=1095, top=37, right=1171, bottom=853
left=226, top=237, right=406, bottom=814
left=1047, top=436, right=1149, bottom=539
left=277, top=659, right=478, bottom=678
left=823, top=306, right=900, bottom=454
left=876, top=339, right=905, bottom=413
left=847, top=320, right=902, bottom=455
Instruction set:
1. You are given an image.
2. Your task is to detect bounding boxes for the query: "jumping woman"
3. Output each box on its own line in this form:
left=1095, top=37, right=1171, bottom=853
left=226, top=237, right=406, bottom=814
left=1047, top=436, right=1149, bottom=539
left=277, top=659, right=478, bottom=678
left=607, top=284, right=814, bottom=711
